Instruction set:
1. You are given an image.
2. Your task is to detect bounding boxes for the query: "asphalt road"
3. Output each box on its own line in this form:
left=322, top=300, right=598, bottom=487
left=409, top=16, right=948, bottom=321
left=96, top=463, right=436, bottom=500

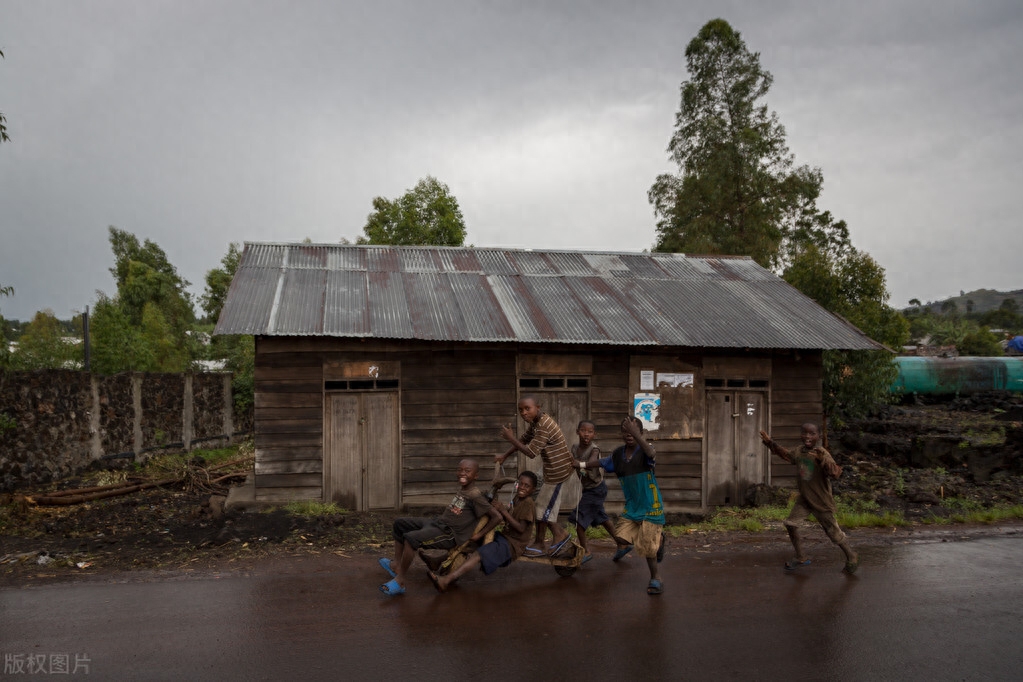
left=2, top=534, right=1022, bottom=681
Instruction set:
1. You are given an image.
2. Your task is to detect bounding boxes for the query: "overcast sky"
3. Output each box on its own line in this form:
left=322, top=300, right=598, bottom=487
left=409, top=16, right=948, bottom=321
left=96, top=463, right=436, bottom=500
left=1, top=0, right=1021, bottom=321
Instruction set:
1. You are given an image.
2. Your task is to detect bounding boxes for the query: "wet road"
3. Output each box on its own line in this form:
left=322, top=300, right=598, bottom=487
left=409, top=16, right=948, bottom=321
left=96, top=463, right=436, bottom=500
left=2, top=536, right=1022, bottom=681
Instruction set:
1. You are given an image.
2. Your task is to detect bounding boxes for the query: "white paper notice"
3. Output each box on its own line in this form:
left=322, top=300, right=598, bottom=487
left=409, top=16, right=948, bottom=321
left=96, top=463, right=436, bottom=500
left=640, top=370, right=655, bottom=391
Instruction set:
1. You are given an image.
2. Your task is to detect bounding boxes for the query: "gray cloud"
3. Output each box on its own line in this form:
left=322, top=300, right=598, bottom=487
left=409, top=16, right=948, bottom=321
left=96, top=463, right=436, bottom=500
left=1, top=0, right=1021, bottom=321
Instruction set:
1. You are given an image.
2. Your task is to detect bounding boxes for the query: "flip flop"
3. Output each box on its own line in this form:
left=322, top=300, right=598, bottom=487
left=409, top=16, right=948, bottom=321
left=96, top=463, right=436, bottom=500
left=647, top=579, right=663, bottom=595
left=522, top=546, right=545, bottom=557
left=843, top=559, right=860, bottom=574
left=378, top=557, right=396, bottom=578
left=581, top=553, right=592, bottom=565
left=548, top=537, right=571, bottom=556
left=612, top=545, right=633, bottom=562
left=379, top=578, right=405, bottom=596
left=784, top=558, right=812, bottom=571
left=428, top=571, right=447, bottom=593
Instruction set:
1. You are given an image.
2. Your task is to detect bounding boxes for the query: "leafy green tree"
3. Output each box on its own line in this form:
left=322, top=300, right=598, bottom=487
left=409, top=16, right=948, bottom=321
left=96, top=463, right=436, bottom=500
left=650, top=19, right=843, bottom=268
left=959, top=327, right=1003, bottom=357
left=89, top=295, right=153, bottom=374
left=783, top=244, right=909, bottom=432
left=9, top=310, right=81, bottom=369
left=358, top=176, right=467, bottom=246
left=200, top=243, right=241, bottom=324
left=90, top=228, right=196, bottom=373
left=0, top=285, right=14, bottom=368
left=202, top=243, right=253, bottom=415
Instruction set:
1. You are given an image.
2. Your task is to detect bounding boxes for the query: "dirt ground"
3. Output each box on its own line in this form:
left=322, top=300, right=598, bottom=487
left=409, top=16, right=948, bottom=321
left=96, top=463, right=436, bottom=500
left=2, top=397, right=1021, bottom=587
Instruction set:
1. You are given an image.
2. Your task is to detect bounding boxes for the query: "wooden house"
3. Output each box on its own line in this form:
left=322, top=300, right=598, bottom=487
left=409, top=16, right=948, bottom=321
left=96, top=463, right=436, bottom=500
left=215, top=243, right=883, bottom=512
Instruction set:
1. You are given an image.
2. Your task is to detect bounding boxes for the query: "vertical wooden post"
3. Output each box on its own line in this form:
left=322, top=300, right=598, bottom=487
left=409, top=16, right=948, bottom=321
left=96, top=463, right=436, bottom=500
left=90, top=374, right=102, bottom=461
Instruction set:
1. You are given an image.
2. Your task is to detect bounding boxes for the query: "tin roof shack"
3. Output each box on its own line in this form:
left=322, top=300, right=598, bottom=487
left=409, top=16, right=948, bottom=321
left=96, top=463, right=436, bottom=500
left=215, top=243, right=883, bottom=513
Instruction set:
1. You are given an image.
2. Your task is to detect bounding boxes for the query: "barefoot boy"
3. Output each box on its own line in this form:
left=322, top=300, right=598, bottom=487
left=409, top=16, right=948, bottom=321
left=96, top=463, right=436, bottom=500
left=598, top=417, right=667, bottom=595
left=568, top=420, right=627, bottom=561
left=379, top=458, right=498, bottom=595
left=760, top=424, right=859, bottom=574
left=429, top=471, right=537, bottom=592
left=496, top=396, right=574, bottom=554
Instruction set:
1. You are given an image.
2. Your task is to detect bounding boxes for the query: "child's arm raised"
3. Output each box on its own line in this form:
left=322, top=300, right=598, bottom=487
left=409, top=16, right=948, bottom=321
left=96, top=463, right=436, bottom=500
left=498, top=424, right=538, bottom=460
left=623, top=417, right=655, bottom=462
left=759, top=430, right=793, bottom=463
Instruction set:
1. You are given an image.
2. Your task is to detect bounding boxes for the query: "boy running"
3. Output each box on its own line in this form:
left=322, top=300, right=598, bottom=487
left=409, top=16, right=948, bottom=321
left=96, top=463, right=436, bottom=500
left=568, top=420, right=627, bottom=562
left=496, top=396, right=574, bottom=555
left=760, top=424, right=859, bottom=573
left=598, top=417, right=667, bottom=595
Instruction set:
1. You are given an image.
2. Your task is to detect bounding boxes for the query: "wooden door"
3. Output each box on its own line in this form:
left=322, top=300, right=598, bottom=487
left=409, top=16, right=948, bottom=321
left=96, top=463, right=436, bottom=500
left=705, top=391, right=766, bottom=506
left=734, top=392, right=765, bottom=498
left=324, top=392, right=399, bottom=510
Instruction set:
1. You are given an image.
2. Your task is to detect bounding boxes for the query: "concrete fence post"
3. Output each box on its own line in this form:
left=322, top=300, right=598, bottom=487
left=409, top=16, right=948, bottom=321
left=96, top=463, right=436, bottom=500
left=183, top=374, right=194, bottom=450
left=132, top=373, right=143, bottom=458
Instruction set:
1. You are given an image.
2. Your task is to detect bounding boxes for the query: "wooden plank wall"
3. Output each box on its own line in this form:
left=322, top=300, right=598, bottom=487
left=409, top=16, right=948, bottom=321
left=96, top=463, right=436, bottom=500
left=592, top=353, right=703, bottom=511
left=769, top=352, right=824, bottom=488
left=401, top=349, right=517, bottom=507
left=253, top=338, right=325, bottom=502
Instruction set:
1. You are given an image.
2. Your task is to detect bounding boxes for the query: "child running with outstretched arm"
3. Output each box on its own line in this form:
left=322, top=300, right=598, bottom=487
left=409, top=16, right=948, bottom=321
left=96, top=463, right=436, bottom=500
left=597, top=417, right=667, bottom=595
left=496, top=396, right=574, bottom=555
left=568, top=420, right=629, bottom=562
left=760, top=424, right=859, bottom=574
left=428, top=471, right=538, bottom=592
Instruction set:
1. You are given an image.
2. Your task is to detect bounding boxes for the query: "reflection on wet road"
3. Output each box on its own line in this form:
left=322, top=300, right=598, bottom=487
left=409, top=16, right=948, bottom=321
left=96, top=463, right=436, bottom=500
left=2, top=536, right=1021, bottom=680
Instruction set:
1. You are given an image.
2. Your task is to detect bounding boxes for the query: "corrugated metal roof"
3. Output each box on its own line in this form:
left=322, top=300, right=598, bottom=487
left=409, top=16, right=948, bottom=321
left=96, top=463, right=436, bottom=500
left=214, top=243, right=884, bottom=351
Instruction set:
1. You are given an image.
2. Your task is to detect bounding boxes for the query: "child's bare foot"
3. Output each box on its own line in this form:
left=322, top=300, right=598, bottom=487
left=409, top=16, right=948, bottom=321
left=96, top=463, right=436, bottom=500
left=428, top=571, right=447, bottom=593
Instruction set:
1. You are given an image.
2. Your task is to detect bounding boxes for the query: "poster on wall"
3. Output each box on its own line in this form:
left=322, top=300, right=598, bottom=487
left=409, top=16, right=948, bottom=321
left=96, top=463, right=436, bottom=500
left=633, top=393, right=661, bottom=431
left=656, top=372, right=694, bottom=388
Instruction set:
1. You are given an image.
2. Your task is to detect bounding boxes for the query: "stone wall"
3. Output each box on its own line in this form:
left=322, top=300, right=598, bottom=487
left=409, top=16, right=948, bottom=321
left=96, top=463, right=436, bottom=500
left=0, top=370, right=243, bottom=491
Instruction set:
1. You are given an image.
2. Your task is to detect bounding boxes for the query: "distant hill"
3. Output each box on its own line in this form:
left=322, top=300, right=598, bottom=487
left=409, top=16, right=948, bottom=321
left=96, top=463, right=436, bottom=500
left=908, top=289, right=1023, bottom=315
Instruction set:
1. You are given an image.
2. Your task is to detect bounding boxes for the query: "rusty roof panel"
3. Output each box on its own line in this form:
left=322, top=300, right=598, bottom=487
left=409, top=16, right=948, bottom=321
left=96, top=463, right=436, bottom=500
left=273, top=268, right=326, bottom=334
left=367, top=269, right=414, bottom=338
left=323, top=270, right=369, bottom=336
left=213, top=243, right=883, bottom=350
left=449, top=273, right=515, bottom=340
left=404, top=272, right=464, bottom=340
left=522, top=275, right=603, bottom=341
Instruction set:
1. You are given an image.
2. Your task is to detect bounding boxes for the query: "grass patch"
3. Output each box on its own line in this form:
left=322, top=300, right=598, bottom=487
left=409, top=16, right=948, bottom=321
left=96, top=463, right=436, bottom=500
left=837, top=511, right=908, bottom=528
left=278, top=501, right=347, bottom=516
left=949, top=505, right=1023, bottom=525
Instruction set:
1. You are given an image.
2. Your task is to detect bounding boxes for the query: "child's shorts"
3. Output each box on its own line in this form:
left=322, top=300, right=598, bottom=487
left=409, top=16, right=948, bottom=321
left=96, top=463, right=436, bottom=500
left=568, top=481, right=610, bottom=528
left=784, top=497, right=846, bottom=544
left=614, top=518, right=664, bottom=559
left=535, top=479, right=565, bottom=523
left=392, top=517, right=457, bottom=551
left=477, top=533, right=515, bottom=575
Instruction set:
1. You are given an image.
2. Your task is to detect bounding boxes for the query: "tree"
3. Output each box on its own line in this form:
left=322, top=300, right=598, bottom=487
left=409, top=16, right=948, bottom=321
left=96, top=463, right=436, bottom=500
left=90, top=228, right=196, bottom=373
left=783, top=244, right=909, bottom=431
left=649, top=19, right=844, bottom=268
left=0, top=285, right=13, bottom=368
left=9, top=310, right=81, bottom=369
left=358, top=176, right=467, bottom=246
left=200, top=243, right=241, bottom=323
left=201, top=243, right=253, bottom=416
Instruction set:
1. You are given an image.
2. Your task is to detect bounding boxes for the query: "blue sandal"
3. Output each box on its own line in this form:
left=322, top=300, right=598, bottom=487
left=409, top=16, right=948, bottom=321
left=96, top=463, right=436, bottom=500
left=647, top=579, right=663, bottom=595
left=379, top=578, right=405, bottom=596
left=378, top=557, right=396, bottom=578
left=612, top=545, right=633, bottom=562
left=784, top=558, right=812, bottom=571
